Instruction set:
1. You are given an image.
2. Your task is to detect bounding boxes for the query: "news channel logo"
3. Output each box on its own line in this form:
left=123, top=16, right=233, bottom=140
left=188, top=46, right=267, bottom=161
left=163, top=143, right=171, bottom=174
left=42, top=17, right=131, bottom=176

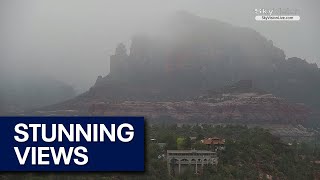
left=0, top=116, right=145, bottom=172
left=254, top=8, right=300, bottom=21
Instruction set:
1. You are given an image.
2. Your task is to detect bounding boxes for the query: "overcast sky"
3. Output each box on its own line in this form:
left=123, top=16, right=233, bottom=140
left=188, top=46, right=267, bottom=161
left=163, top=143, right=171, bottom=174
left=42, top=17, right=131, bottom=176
left=1, top=0, right=319, bottom=93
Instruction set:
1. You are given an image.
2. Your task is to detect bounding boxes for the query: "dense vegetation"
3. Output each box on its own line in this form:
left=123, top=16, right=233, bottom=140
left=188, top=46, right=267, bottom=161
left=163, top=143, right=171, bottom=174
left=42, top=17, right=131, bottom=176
left=2, top=124, right=320, bottom=180
left=144, top=124, right=320, bottom=180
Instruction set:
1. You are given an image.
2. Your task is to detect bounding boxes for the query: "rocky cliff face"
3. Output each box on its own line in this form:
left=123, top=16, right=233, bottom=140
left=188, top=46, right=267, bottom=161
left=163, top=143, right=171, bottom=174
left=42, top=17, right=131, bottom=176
left=37, top=12, right=318, bottom=125
left=90, top=12, right=320, bottom=108
left=89, top=87, right=309, bottom=125
left=37, top=81, right=310, bottom=125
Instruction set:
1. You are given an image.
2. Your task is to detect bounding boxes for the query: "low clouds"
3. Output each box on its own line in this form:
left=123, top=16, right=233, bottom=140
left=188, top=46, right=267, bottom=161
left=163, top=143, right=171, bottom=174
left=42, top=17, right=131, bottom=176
left=0, top=0, right=319, bottom=92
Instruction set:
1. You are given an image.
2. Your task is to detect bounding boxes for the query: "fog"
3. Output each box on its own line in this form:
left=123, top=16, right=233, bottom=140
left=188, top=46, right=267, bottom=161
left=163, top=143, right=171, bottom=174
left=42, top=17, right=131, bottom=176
left=1, top=0, right=319, bottom=93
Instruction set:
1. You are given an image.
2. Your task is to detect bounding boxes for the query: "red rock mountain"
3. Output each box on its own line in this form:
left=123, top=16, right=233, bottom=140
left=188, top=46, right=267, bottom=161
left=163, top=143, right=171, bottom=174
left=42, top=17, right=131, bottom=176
left=37, top=12, right=318, bottom=126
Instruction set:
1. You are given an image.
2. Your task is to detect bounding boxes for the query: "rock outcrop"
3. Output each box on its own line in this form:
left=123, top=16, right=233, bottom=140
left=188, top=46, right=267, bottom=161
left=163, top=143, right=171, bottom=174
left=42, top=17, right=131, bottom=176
left=89, top=12, right=320, bottom=109
left=90, top=92, right=308, bottom=125
left=37, top=81, right=310, bottom=125
left=36, top=12, right=318, bottom=126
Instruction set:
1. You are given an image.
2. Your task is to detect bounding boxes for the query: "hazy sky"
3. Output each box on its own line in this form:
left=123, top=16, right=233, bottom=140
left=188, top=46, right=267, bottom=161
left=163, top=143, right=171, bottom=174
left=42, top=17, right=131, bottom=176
left=1, top=0, right=319, bottom=93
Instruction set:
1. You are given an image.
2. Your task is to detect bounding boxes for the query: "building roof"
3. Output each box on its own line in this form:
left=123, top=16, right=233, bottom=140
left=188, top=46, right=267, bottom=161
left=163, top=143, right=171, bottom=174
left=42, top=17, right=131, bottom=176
left=201, top=137, right=225, bottom=145
left=167, top=150, right=215, bottom=154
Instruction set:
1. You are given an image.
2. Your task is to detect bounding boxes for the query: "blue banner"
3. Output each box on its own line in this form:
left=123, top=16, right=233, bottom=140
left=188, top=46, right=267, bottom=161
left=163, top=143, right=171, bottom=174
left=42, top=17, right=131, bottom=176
left=0, top=116, right=144, bottom=171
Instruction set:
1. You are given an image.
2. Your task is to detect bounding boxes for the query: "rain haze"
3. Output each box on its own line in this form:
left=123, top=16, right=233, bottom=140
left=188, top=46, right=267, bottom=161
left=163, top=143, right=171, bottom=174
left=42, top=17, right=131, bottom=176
left=1, top=0, right=319, bottom=93
left=2, top=1, right=320, bottom=178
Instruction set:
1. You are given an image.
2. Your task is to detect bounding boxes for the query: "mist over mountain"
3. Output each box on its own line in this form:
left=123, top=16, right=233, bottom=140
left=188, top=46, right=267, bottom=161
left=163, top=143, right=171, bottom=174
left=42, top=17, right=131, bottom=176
left=28, top=12, right=320, bottom=129
left=83, top=12, right=320, bottom=108
left=0, top=75, right=76, bottom=113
